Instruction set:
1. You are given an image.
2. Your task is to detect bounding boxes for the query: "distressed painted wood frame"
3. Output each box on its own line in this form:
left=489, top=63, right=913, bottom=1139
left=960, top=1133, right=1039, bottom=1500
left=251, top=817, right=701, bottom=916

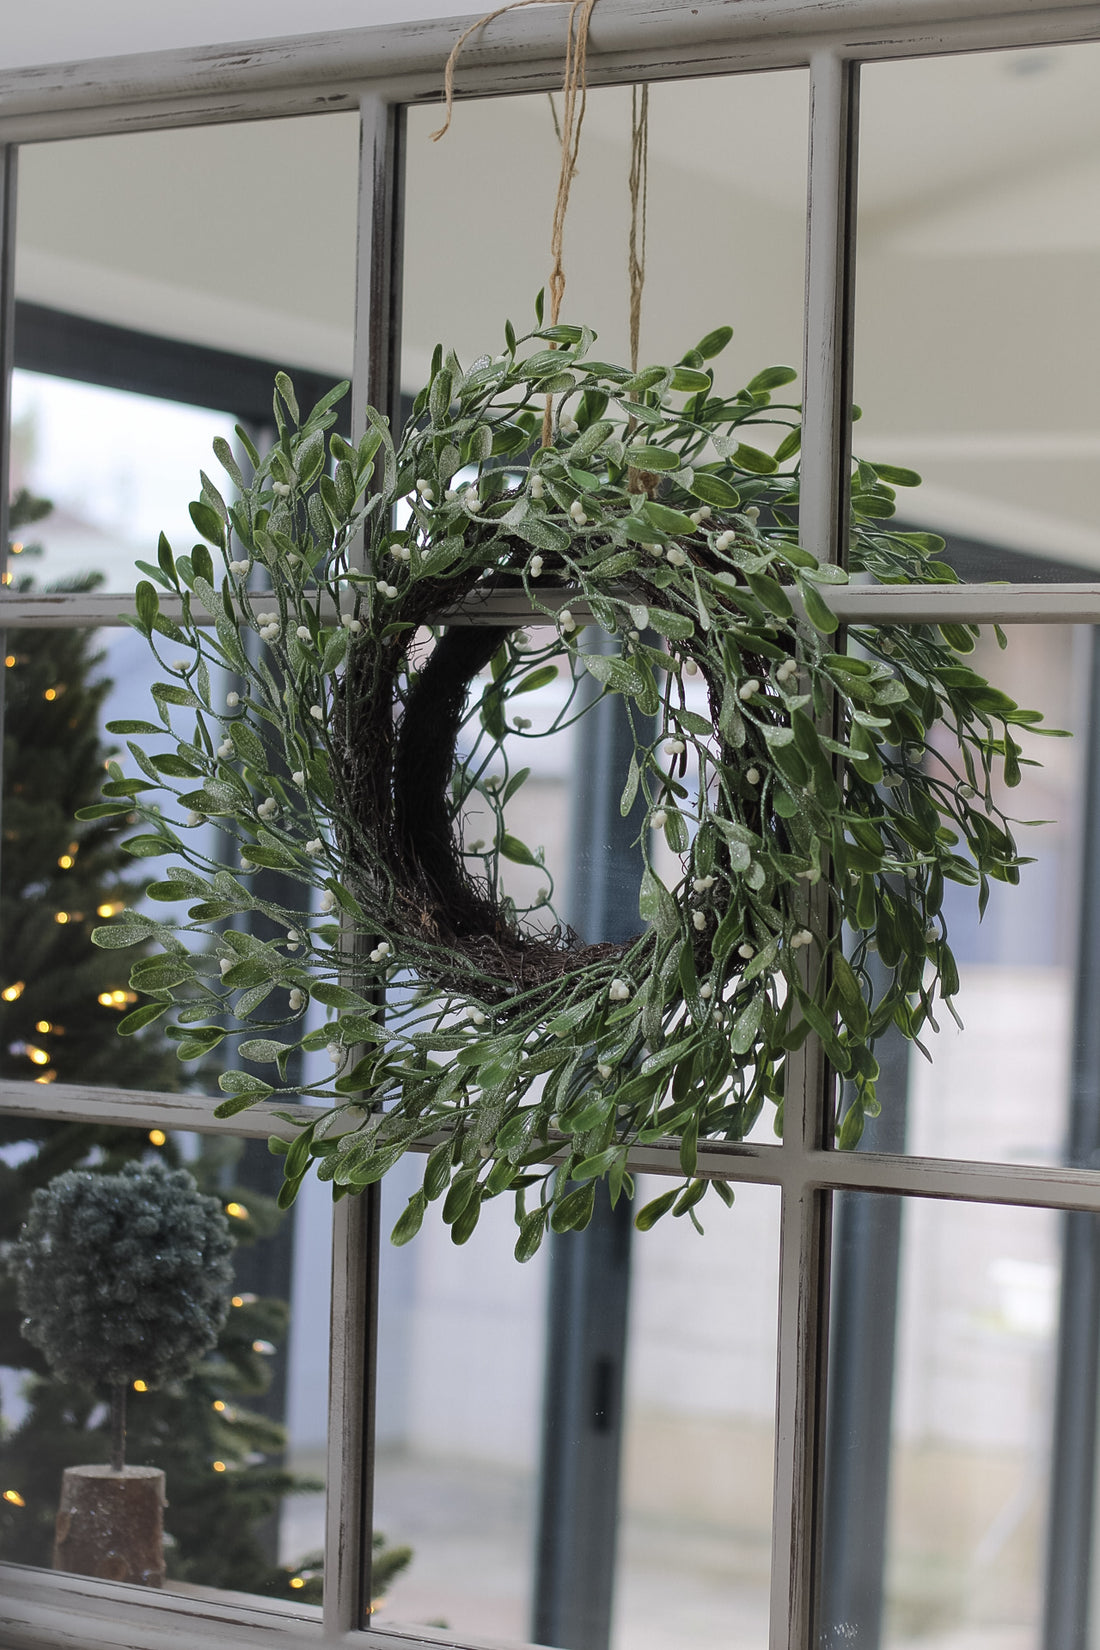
left=3, top=2, right=1100, bottom=1646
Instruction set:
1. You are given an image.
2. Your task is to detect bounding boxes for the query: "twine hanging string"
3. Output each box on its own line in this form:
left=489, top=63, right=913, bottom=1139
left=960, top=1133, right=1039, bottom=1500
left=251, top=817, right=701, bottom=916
left=627, top=82, right=649, bottom=377
left=430, top=0, right=599, bottom=446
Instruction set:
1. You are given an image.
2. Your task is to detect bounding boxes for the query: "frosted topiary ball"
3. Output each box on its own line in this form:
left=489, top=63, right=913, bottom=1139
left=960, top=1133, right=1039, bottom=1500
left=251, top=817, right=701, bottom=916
left=14, top=1159, right=235, bottom=1390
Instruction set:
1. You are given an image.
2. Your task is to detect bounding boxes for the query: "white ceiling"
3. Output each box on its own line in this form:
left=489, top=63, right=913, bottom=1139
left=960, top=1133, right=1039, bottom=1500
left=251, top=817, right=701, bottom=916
left=0, top=0, right=463, bottom=72
left=10, top=37, right=1100, bottom=568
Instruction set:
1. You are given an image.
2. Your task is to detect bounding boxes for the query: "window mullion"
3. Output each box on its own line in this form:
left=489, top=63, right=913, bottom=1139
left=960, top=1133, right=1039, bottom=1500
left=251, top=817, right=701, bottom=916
left=322, top=92, right=405, bottom=1639
left=0, top=143, right=17, bottom=881
left=769, top=49, right=860, bottom=1650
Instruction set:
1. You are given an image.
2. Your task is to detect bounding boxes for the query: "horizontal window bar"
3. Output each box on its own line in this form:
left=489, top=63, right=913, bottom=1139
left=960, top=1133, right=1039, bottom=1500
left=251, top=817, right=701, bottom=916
left=6, top=581, right=1100, bottom=632
left=1, top=2, right=1099, bottom=145
left=0, top=1559, right=549, bottom=1650
left=0, top=1078, right=309, bottom=1140
left=9, top=1081, right=1100, bottom=1212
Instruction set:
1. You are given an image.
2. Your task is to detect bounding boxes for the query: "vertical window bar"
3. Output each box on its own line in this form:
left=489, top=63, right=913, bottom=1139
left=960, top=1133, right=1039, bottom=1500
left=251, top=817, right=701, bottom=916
left=769, top=51, right=860, bottom=1650
left=322, top=92, right=405, bottom=1639
left=0, top=145, right=17, bottom=873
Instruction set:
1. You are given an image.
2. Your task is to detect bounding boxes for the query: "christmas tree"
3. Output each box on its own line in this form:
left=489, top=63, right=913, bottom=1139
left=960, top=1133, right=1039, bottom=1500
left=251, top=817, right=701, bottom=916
left=0, top=492, right=410, bottom=1604
left=15, top=1160, right=236, bottom=1469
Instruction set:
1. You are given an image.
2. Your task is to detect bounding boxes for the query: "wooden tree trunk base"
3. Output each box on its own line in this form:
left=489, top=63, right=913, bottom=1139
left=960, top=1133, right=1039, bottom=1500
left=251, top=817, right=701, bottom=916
left=53, top=1464, right=166, bottom=1587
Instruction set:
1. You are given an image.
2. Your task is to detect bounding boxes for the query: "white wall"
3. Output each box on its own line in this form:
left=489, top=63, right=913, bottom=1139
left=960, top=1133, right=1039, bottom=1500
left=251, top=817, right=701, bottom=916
left=0, top=1, right=464, bottom=74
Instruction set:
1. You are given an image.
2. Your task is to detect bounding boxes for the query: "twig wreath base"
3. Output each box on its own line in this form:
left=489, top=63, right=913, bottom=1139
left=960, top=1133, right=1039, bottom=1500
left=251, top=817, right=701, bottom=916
left=89, top=314, right=1055, bottom=1256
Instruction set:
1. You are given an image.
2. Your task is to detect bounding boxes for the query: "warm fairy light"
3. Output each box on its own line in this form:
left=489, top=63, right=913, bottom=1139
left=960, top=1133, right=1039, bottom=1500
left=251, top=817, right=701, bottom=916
left=58, top=855, right=74, bottom=869
left=26, top=1047, right=50, bottom=1067
left=4, top=656, right=14, bottom=668
left=225, top=1201, right=249, bottom=1220
left=43, top=688, right=57, bottom=701
left=2, top=982, right=24, bottom=1001
left=133, top=1380, right=148, bottom=1393
left=148, top=1128, right=167, bottom=1147
left=252, top=1339, right=276, bottom=1356
left=34, top=1072, right=57, bottom=1085
left=55, top=911, right=70, bottom=924
left=97, top=901, right=124, bottom=918
left=289, top=1577, right=305, bottom=1590
left=99, top=989, right=137, bottom=1008
left=2, top=572, right=12, bottom=586
left=35, top=1021, right=51, bottom=1034
left=3, top=1490, right=25, bottom=1507
left=230, top=1292, right=256, bottom=1308
left=212, top=1400, right=226, bottom=1413
left=10, top=541, right=23, bottom=555
left=212, top=1461, right=227, bottom=1473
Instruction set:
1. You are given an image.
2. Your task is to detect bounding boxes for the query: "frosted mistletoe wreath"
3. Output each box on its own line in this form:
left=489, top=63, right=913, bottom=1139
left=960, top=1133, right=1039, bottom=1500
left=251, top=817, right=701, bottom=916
left=88, top=316, right=1049, bottom=1256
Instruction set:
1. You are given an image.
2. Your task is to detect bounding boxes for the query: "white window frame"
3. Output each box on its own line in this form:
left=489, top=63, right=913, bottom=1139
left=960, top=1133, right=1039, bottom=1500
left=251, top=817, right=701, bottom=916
left=4, top=4, right=1100, bottom=1646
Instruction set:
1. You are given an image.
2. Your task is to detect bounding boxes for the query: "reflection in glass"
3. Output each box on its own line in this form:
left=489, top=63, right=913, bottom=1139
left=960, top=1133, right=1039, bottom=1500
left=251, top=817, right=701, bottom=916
left=0, top=1123, right=330, bottom=1605
left=372, top=1169, right=779, bottom=1650
left=404, top=72, right=807, bottom=408
left=856, top=43, right=1100, bottom=582
left=9, top=370, right=237, bottom=588
left=823, top=1195, right=1061, bottom=1648
left=373, top=1165, right=549, bottom=1639
left=859, top=625, right=1087, bottom=1168
left=613, top=1177, right=778, bottom=1650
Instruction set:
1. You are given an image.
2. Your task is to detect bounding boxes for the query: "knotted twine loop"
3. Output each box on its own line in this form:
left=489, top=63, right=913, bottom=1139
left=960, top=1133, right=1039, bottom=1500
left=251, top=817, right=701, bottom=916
left=430, top=0, right=599, bottom=447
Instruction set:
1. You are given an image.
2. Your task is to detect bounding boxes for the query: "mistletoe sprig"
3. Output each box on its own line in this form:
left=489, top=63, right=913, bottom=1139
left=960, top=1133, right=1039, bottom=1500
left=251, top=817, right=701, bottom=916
left=87, top=312, right=1055, bottom=1257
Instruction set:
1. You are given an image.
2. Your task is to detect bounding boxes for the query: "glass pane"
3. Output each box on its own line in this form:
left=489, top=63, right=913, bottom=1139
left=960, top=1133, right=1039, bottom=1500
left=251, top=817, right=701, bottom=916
left=0, top=1120, right=330, bottom=1607
left=372, top=1169, right=779, bottom=1649
left=821, top=1194, right=1066, bottom=1648
left=851, top=624, right=1087, bottom=1169
left=9, top=371, right=237, bottom=589
left=0, top=620, right=236, bottom=1097
left=372, top=1160, right=549, bottom=1639
left=404, top=71, right=807, bottom=404
left=613, top=1177, right=779, bottom=1650
left=13, top=113, right=358, bottom=588
left=855, top=43, right=1100, bottom=583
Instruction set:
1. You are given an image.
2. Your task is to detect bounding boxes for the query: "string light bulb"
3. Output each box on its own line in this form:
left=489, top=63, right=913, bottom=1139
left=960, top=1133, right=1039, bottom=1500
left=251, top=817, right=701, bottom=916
left=3, top=1490, right=25, bottom=1507
left=4, top=655, right=14, bottom=668
left=98, top=989, right=137, bottom=1008
left=148, top=1129, right=167, bottom=1147
left=133, top=1380, right=148, bottom=1393
left=2, top=981, right=24, bottom=1001
left=289, top=1577, right=305, bottom=1590
left=97, top=901, right=124, bottom=918
left=33, top=1071, right=56, bottom=1085
left=212, top=1460, right=227, bottom=1473
left=35, top=1021, right=51, bottom=1034
left=225, top=1202, right=249, bottom=1221
left=26, top=1047, right=50, bottom=1067
left=43, top=688, right=57, bottom=701
left=54, top=911, right=70, bottom=924
left=212, top=1399, right=226, bottom=1413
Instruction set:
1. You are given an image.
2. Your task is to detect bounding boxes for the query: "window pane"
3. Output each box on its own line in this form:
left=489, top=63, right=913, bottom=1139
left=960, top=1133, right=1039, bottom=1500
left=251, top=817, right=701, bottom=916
left=0, top=1120, right=330, bottom=1607
left=372, top=1161, right=549, bottom=1639
left=613, top=1177, right=779, bottom=1650
left=13, top=113, right=358, bottom=588
left=855, top=43, right=1100, bottom=583
left=847, top=624, right=1087, bottom=1169
left=9, top=371, right=237, bottom=589
left=372, top=1169, right=780, bottom=1649
left=404, top=71, right=807, bottom=403
left=822, top=1194, right=1067, bottom=1648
